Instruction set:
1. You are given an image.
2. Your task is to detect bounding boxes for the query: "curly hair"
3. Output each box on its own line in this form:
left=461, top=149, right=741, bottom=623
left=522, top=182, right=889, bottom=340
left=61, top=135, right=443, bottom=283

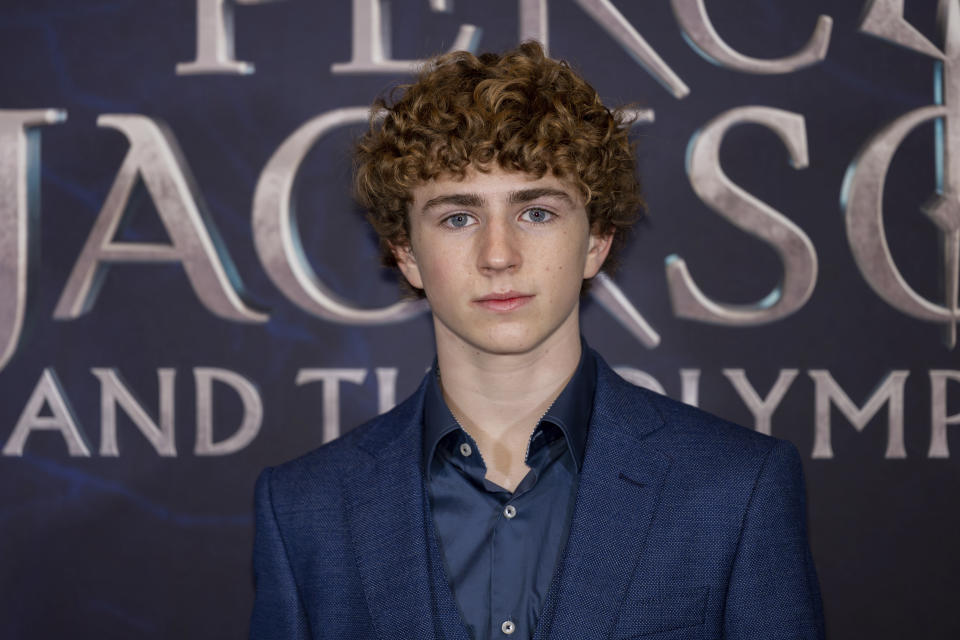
left=353, top=40, right=644, bottom=296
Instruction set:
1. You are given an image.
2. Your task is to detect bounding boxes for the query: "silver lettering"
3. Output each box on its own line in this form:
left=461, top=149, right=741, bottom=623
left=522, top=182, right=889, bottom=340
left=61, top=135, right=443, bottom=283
left=252, top=107, right=428, bottom=323
left=194, top=367, right=263, bottom=455
left=843, top=0, right=960, bottom=347
left=331, top=0, right=480, bottom=74
left=860, top=0, right=943, bottom=58
left=723, top=368, right=798, bottom=435
left=668, top=106, right=817, bottom=325
left=519, top=0, right=549, bottom=52
left=613, top=367, right=665, bottom=395
left=586, top=111, right=658, bottom=348
left=0, top=109, right=66, bottom=373
left=375, top=367, right=398, bottom=414
left=842, top=105, right=958, bottom=343
left=671, top=0, right=832, bottom=74
left=809, top=369, right=909, bottom=459
left=572, top=0, right=688, bottom=98
left=176, top=0, right=283, bottom=75
left=94, top=368, right=176, bottom=457
left=54, top=115, right=266, bottom=323
left=3, top=368, right=89, bottom=457
left=295, top=368, right=367, bottom=443
left=929, top=369, right=960, bottom=458
left=590, top=272, right=660, bottom=348
left=680, top=368, right=700, bottom=407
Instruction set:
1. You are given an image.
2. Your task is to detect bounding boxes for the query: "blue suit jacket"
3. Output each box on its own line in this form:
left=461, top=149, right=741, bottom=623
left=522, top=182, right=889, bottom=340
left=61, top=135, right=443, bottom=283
left=250, top=353, right=824, bottom=640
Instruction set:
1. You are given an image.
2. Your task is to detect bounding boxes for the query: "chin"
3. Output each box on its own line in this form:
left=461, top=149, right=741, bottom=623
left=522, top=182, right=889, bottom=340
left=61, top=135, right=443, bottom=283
left=468, top=326, right=549, bottom=356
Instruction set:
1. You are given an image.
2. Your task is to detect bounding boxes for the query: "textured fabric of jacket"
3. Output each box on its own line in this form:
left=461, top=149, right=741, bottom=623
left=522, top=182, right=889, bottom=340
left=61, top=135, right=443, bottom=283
left=249, top=350, right=825, bottom=640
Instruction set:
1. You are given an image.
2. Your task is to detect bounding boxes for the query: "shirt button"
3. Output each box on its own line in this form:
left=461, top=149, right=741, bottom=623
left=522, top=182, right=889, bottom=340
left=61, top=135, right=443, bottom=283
left=503, top=504, right=517, bottom=519
left=459, top=442, right=472, bottom=457
left=501, top=620, right=516, bottom=635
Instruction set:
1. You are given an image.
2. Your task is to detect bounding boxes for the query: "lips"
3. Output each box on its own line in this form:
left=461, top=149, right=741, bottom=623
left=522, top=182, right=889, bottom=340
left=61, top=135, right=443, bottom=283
left=473, top=292, right=534, bottom=312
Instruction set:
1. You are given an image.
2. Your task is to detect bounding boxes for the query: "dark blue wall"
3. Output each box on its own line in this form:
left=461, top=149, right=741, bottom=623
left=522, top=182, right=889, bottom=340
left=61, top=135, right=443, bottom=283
left=1, top=1, right=957, bottom=638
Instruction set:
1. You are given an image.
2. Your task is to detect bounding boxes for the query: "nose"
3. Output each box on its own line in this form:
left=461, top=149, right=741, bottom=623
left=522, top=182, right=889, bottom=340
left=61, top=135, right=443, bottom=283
left=476, top=217, right=521, bottom=273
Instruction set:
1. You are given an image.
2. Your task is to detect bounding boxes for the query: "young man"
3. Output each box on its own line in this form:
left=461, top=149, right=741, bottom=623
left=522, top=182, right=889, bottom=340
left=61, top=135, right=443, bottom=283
left=250, top=42, right=824, bottom=640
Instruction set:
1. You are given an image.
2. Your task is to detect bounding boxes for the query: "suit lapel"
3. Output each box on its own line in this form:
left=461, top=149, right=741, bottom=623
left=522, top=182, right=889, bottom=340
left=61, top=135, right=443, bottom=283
left=535, top=359, right=672, bottom=640
left=342, top=380, right=469, bottom=640
left=340, top=354, right=671, bottom=640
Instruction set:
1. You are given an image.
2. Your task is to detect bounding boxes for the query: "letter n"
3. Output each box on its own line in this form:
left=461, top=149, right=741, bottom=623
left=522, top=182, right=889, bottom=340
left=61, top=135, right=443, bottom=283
left=94, top=368, right=176, bottom=456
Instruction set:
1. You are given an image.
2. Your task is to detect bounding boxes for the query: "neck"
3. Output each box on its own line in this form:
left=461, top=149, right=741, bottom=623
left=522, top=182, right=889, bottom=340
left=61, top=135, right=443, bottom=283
left=433, top=312, right=582, bottom=491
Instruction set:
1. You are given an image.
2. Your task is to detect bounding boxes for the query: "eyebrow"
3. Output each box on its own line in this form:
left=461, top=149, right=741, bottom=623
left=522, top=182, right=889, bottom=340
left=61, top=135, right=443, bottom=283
left=508, top=188, right=574, bottom=204
left=421, top=187, right=574, bottom=214
left=421, top=193, right=485, bottom=213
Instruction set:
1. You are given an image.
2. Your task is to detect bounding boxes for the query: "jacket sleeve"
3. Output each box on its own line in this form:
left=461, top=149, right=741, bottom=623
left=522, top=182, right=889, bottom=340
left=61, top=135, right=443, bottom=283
left=249, top=467, right=311, bottom=640
left=723, top=440, right=825, bottom=639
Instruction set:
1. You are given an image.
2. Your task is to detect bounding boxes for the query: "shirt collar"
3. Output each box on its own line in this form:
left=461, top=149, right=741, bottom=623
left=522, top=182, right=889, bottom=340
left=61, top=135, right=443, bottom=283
left=421, top=337, right=596, bottom=475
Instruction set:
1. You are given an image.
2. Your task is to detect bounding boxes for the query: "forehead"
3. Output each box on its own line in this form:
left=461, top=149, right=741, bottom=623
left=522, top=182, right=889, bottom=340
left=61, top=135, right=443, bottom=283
left=409, top=165, right=583, bottom=209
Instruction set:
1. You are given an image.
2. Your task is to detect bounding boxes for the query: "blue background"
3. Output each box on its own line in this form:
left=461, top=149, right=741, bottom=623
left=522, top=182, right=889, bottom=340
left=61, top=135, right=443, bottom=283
left=1, top=0, right=957, bottom=637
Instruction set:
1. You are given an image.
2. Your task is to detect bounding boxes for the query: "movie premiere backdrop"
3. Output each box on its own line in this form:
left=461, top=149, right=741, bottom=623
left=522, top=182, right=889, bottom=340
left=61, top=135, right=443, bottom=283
left=1, top=0, right=958, bottom=637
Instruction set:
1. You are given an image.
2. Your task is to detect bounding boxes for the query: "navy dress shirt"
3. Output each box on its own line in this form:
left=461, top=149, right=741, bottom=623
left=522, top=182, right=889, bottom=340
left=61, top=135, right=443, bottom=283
left=422, top=344, right=596, bottom=640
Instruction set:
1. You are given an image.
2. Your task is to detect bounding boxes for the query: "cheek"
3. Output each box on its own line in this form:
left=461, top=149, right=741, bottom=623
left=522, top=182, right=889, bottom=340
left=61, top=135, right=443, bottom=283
left=538, top=262, right=582, bottom=307
left=418, top=246, right=466, bottom=292
left=541, top=234, right=588, bottom=283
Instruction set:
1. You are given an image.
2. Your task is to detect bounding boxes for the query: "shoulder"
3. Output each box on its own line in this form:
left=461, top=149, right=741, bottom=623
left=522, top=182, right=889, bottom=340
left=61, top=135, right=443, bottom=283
left=592, top=354, right=808, bottom=527
left=648, top=384, right=777, bottom=459
left=260, top=371, right=429, bottom=502
left=593, top=352, right=791, bottom=472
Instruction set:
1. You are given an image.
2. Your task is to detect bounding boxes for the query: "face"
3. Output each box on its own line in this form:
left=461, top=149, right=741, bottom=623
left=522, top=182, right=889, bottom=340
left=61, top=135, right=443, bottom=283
left=394, top=165, right=612, bottom=357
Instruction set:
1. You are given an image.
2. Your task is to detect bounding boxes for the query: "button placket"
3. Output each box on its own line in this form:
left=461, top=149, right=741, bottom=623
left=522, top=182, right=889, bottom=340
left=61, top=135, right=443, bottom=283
left=492, top=494, right=523, bottom=639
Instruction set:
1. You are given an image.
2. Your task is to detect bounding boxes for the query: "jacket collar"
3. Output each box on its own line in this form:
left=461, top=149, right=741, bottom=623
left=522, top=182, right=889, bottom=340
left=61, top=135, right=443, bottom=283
left=341, top=374, right=470, bottom=640
left=532, top=354, right=672, bottom=640
left=341, top=351, right=670, bottom=640
left=421, top=337, right=596, bottom=476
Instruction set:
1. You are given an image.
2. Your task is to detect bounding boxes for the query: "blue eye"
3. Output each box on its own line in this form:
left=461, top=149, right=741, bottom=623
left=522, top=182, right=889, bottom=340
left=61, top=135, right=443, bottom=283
left=444, top=213, right=474, bottom=228
left=522, top=208, right=553, bottom=223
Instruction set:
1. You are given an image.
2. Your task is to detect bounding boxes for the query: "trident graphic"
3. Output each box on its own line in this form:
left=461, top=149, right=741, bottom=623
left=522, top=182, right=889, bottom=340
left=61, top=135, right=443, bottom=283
left=844, top=0, right=960, bottom=348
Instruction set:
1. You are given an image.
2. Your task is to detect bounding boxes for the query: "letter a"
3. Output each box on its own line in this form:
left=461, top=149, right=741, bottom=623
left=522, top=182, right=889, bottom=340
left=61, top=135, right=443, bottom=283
left=3, top=368, right=90, bottom=457
left=54, top=115, right=266, bottom=323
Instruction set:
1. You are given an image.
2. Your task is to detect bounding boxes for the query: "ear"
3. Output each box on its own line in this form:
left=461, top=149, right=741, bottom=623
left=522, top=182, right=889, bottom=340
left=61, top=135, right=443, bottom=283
left=583, top=231, right=614, bottom=279
left=391, top=242, right=425, bottom=290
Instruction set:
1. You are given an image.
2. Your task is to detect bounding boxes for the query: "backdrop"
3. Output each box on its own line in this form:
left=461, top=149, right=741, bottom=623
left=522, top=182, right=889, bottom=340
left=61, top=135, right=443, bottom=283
left=1, top=0, right=958, bottom=638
